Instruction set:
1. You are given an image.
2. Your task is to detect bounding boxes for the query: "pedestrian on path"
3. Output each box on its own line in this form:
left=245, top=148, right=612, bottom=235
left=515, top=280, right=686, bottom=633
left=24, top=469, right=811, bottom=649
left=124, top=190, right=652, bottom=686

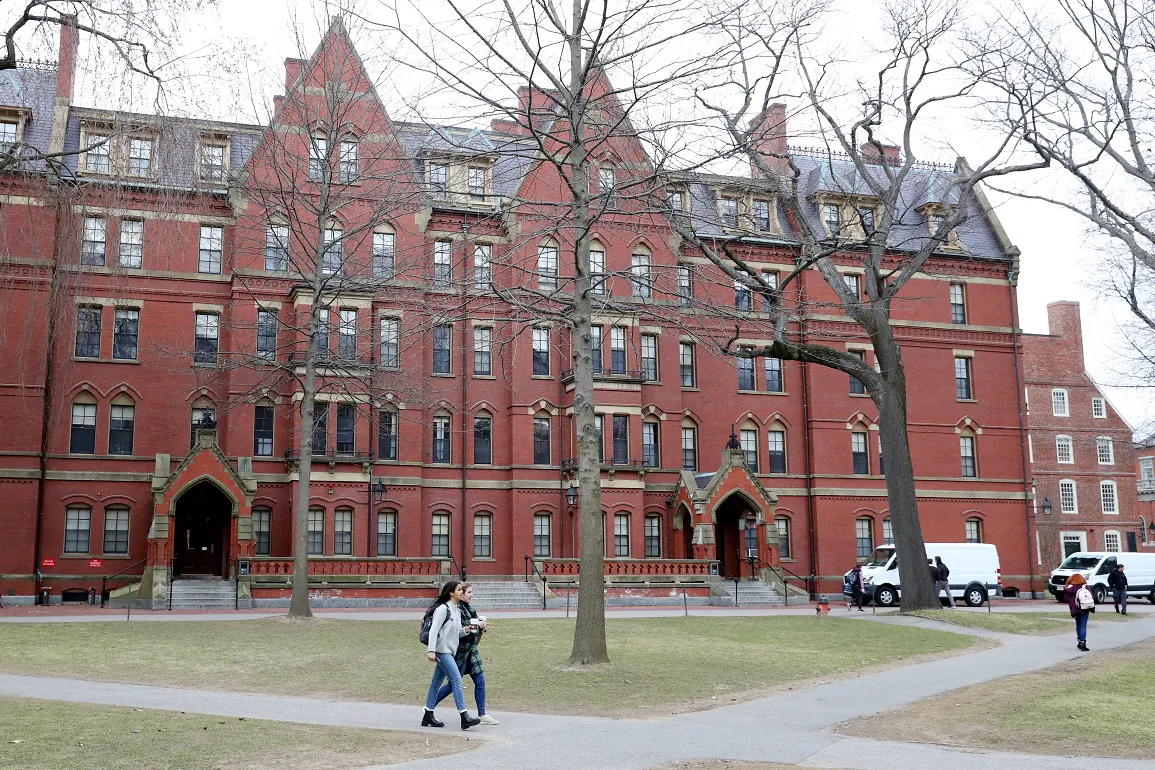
left=421, top=580, right=482, bottom=730
left=848, top=564, right=865, bottom=612
left=435, top=583, right=497, bottom=725
left=934, top=556, right=955, bottom=608
left=1108, top=563, right=1129, bottom=615
left=1064, top=573, right=1094, bottom=652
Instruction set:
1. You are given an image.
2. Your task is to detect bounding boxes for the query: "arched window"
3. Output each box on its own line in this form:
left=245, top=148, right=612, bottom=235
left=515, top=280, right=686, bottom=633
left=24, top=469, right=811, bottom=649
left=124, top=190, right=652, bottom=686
left=191, top=398, right=216, bottom=448
left=308, top=132, right=328, bottom=179
left=613, top=512, right=631, bottom=557
left=533, top=513, right=552, bottom=557
left=681, top=418, right=698, bottom=471
left=775, top=515, right=791, bottom=559
left=265, top=217, right=289, bottom=271
left=739, top=421, right=759, bottom=472
left=254, top=400, right=274, bottom=457
left=65, top=506, right=91, bottom=553
left=322, top=223, right=343, bottom=276
left=537, top=240, right=558, bottom=290
left=252, top=506, right=272, bottom=555
left=338, top=136, right=358, bottom=182
left=965, top=517, right=983, bottom=543
left=589, top=240, right=606, bottom=294
left=644, top=514, right=662, bottom=558
left=882, top=517, right=893, bottom=545
left=533, top=413, right=552, bottom=465
left=473, top=512, right=492, bottom=558
left=855, top=516, right=874, bottom=558
left=103, top=506, right=130, bottom=554
left=70, top=392, right=97, bottom=454
left=642, top=419, right=660, bottom=468
left=959, top=430, right=977, bottom=478
left=432, top=413, right=451, bottom=463
left=108, top=394, right=135, bottom=456
left=377, top=509, right=397, bottom=556
left=630, top=244, right=651, bottom=298
left=431, top=511, right=451, bottom=557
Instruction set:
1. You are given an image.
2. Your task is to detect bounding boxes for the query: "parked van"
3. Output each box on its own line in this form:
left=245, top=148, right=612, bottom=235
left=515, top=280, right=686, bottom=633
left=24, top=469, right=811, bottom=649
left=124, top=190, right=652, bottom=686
left=1047, top=552, right=1155, bottom=604
left=861, top=543, right=1001, bottom=607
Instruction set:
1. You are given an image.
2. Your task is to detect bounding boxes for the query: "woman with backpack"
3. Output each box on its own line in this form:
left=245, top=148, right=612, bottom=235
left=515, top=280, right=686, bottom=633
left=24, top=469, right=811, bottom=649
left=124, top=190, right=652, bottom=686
left=421, top=580, right=482, bottom=730
left=1064, top=573, right=1094, bottom=652
left=434, top=583, right=496, bottom=724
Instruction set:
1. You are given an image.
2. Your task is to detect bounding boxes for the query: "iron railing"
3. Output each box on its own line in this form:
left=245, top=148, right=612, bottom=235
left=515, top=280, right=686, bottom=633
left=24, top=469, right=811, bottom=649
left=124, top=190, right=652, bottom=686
left=284, top=448, right=373, bottom=461
left=560, top=367, right=648, bottom=383
left=560, top=457, right=650, bottom=472
left=524, top=555, right=548, bottom=610
left=100, top=558, right=146, bottom=607
left=167, top=555, right=175, bottom=611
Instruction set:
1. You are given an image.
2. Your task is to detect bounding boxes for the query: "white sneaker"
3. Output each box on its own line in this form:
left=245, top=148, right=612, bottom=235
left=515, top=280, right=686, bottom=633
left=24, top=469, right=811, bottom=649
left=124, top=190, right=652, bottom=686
left=478, top=714, right=499, bottom=725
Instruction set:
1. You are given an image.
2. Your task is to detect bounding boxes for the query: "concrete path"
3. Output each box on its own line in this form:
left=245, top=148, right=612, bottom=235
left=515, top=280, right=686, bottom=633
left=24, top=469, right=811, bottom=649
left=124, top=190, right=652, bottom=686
left=1, top=612, right=1153, bottom=769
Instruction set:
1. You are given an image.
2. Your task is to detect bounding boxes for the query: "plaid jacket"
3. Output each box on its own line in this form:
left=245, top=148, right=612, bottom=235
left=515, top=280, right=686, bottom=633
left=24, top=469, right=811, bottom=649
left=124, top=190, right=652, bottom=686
left=455, top=601, right=484, bottom=676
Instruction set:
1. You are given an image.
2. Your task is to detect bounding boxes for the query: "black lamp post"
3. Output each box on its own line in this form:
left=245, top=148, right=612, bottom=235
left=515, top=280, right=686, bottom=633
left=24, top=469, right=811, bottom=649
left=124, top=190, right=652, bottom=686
left=372, top=480, right=389, bottom=504
left=565, top=483, right=578, bottom=508
left=1041, top=497, right=1052, bottom=516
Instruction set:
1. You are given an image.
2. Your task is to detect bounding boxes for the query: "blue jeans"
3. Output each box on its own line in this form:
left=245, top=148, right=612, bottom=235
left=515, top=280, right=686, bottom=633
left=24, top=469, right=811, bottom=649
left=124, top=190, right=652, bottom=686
left=437, top=669, right=486, bottom=715
left=425, top=653, right=466, bottom=712
left=1075, top=611, right=1089, bottom=643
left=1113, top=588, right=1128, bottom=613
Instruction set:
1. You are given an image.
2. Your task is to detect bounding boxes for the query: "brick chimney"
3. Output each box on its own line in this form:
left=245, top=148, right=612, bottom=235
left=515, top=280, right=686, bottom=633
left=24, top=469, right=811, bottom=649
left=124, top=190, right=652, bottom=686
left=1046, top=301, right=1084, bottom=366
left=861, top=142, right=901, bottom=166
left=285, top=58, right=307, bottom=92
left=55, top=14, right=79, bottom=101
left=748, top=103, right=788, bottom=177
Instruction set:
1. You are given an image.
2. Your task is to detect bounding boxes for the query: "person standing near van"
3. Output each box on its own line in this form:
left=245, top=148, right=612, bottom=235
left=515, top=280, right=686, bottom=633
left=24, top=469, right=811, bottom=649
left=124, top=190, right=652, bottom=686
left=1064, top=573, right=1094, bottom=651
left=848, top=563, right=865, bottom=612
left=1108, top=563, right=1129, bottom=615
left=422, top=580, right=482, bottom=730
left=934, top=556, right=955, bottom=608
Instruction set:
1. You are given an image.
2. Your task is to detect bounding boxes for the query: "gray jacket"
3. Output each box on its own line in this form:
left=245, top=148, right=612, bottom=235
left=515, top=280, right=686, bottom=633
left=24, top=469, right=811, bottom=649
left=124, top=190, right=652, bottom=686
left=427, top=601, right=468, bottom=655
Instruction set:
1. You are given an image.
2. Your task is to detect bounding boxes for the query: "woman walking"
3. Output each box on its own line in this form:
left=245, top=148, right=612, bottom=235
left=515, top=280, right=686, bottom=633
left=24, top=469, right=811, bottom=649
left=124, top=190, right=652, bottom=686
left=435, top=583, right=497, bottom=724
left=1063, top=573, right=1094, bottom=652
left=421, top=580, right=481, bottom=730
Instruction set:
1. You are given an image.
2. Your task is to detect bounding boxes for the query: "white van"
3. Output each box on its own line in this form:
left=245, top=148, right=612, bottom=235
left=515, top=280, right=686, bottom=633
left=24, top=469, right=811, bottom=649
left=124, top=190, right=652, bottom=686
left=860, top=543, right=1001, bottom=607
left=1048, top=552, right=1155, bottom=604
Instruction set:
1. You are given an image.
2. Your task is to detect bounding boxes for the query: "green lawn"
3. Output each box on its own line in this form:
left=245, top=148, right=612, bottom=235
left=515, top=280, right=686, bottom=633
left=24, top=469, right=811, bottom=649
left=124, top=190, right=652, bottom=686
left=908, top=609, right=1136, bottom=635
left=0, top=616, right=975, bottom=716
left=838, top=637, right=1155, bottom=759
left=0, top=696, right=463, bottom=770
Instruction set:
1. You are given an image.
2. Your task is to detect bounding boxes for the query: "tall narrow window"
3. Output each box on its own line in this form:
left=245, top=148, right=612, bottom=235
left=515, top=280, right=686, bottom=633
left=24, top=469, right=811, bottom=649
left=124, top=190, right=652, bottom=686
left=75, top=306, right=102, bottom=358
left=473, top=327, right=492, bottom=375
left=311, top=404, right=328, bottom=454
left=433, top=240, right=452, bottom=288
left=641, top=334, right=658, bottom=381
left=882, top=518, right=893, bottom=545
left=473, top=514, right=492, bottom=557
left=193, top=313, right=219, bottom=364
left=322, top=227, right=342, bottom=276
left=334, top=508, right=353, bottom=555
left=677, top=264, right=693, bottom=306
left=336, top=405, right=355, bottom=454
left=950, top=283, right=966, bottom=324
left=65, top=507, right=91, bottom=553
left=753, top=199, right=771, bottom=230
left=379, top=318, right=399, bottom=369
left=848, top=350, right=867, bottom=395
left=198, top=225, right=223, bottom=274
left=960, top=435, right=977, bottom=478
left=851, top=431, right=869, bottom=474
left=879, top=435, right=885, bottom=475
left=256, top=309, right=277, bottom=362
left=855, top=517, right=873, bottom=558
left=767, top=430, right=786, bottom=474
left=429, top=163, right=448, bottom=196
left=432, top=415, right=451, bottom=463
left=338, top=309, right=357, bottom=361
left=823, top=204, right=841, bottom=234
left=610, top=327, right=627, bottom=374
left=119, top=219, right=143, bottom=269
left=110, top=308, right=140, bottom=361
left=108, top=403, right=135, bottom=455
left=377, top=511, right=396, bottom=556
left=254, top=405, right=273, bottom=456
left=737, top=352, right=755, bottom=391
left=1059, top=479, right=1078, bottom=513
left=533, top=417, right=551, bottom=465
left=740, top=428, right=758, bottom=472
left=858, top=206, right=875, bottom=235
left=614, top=514, right=630, bottom=557
left=338, top=139, right=358, bottom=182
left=532, top=327, right=550, bottom=376
left=533, top=514, right=551, bottom=557
left=775, top=516, right=791, bottom=559
left=253, top=508, right=271, bottom=555
left=200, top=143, right=225, bottom=182
left=595, top=415, right=604, bottom=462
left=372, top=231, right=395, bottom=279
left=679, top=342, right=695, bottom=387
left=473, top=244, right=491, bottom=289
left=432, top=325, right=451, bottom=374
left=378, top=411, right=398, bottom=461
left=1056, top=435, right=1074, bottom=464
left=1097, top=437, right=1115, bottom=465
left=598, top=166, right=617, bottom=208
left=85, top=134, right=109, bottom=173
left=965, top=518, right=983, bottom=543
left=735, top=278, right=752, bottom=311
left=1052, top=388, right=1069, bottom=416
left=955, top=356, right=973, bottom=400
left=842, top=273, right=860, bottom=298
left=191, top=406, right=216, bottom=446
left=765, top=357, right=783, bottom=392
left=612, top=415, right=629, bottom=465
left=81, top=217, right=106, bottom=266
left=590, top=325, right=603, bottom=373
left=265, top=222, right=289, bottom=271
left=681, top=425, right=697, bottom=471
left=128, top=137, right=152, bottom=176
left=308, top=135, right=327, bottom=180
left=316, top=308, right=330, bottom=359
left=70, top=400, right=97, bottom=454
left=537, top=243, right=558, bottom=290
left=589, top=247, right=606, bottom=294
left=642, top=421, right=659, bottom=468
left=431, top=513, right=450, bottom=557
left=467, top=166, right=486, bottom=199
left=1101, top=481, right=1119, bottom=514
left=721, top=196, right=739, bottom=227
left=307, top=508, right=324, bottom=555
left=473, top=416, right=492, bottom=464
left=760, top=270, right=778, bottom=313
left=644, top=515, right=662, bottom=558
left=630, top=252, right=651, bottom=298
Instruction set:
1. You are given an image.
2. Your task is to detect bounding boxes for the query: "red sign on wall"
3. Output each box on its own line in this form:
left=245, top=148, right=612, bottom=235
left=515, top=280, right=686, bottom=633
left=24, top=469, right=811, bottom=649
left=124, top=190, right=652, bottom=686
left=88, top=559, right=103, bottom=568
left=41, top=558, right=55, bottom=568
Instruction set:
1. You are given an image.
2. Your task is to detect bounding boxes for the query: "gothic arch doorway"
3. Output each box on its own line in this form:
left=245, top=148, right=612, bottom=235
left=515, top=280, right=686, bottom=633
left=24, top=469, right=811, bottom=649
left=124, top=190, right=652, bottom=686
left=173, top=480, right=232, bottom=577
left=714, top=492, right=760, bottom=578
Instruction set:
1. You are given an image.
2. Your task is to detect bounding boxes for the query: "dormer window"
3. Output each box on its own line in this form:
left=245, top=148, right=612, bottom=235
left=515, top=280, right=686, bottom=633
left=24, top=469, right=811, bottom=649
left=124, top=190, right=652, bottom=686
left=429, top=163, right=448, bottom=197
left=468, top=166, right=486, bottom=199
left=0, top=120, right=17, bottom=154
left=197, top=133, right=230, bottom=183
left=753, top=199, right=771, bottom=230
left=721, top=196, right=739, bottom=227
left=922, top=204, right=963, bottom=250
left=128, top=137, right=153, bottom=177
left=84, top=134, right=110, bottom=173
left=858, top=206, right=875, bottom=235
left=822, top=203, right=840, bottom=235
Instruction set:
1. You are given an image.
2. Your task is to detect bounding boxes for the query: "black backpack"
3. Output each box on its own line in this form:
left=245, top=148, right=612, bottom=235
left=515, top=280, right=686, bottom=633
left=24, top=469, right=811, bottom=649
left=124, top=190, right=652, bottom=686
left=418, top=602, right=441, bottom=645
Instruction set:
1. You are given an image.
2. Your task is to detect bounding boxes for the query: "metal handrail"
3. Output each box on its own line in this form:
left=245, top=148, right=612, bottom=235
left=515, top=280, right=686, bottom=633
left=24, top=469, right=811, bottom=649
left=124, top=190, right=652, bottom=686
left=524, top=555, right=548, bottom=610
left=100, top=558, right=146, bottom=607
left=560, top=457, right=649, bottom=471
left=284, top=448, right=374, bottom=461
left=560, top=367, right=648, bottom=382
left=748, top=556, right=814, bottom=604
left=233, top=559, right=240, bottom=610
left=446, top=555, right=466, bottom=581
left=167, top=556, right=175, bottom=611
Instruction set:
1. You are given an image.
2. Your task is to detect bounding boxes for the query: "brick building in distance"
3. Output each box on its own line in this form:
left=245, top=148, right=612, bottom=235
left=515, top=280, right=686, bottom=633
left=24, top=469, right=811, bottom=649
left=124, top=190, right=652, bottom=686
left=0, top=19, right=1041, bottom=607
left=1023, top=301, right=1144, bottom=575
left=1137, top=438, right=1155, bottom=543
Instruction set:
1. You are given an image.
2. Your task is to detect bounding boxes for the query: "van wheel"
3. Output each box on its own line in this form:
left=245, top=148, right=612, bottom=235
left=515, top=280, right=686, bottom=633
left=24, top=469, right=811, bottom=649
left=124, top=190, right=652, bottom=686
left=1149, top=591, right=1155, bottom=604
left=1092, top=585, right=1107, bottom=605
left=875, top=585, right=898, bottom=607
left=964, top=585, right=986, bottom=607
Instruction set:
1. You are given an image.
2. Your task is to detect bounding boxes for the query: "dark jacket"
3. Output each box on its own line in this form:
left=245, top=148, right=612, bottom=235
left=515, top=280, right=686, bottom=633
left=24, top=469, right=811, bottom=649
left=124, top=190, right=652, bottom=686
left=1108, top=569, right=1128, bottom=590
left=936, top=562, right=950, bottom=582
left=1065, top=584, right=1087, bottom=618
left=849, top=566, right=864, bottom=592
left=928, top=564, right=939, bottom=584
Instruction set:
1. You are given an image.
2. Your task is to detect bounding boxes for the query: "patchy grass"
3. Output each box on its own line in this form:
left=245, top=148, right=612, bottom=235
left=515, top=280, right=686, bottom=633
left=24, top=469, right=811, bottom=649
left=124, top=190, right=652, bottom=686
left=837, top=637, right=1155, bottom=759
left=908, top=610, right=1075, bottom=635
left=0, top=616, right=975, bottom=717
left=0, top=696, right=464, bottom=770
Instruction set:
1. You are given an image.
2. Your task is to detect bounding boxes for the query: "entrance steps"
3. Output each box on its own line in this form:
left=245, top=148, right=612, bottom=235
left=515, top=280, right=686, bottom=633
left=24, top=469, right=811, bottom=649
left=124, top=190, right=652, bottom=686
left=712, top=578, right=786, bottom=606
left=467, top=581, right=545, bottom=610
left=169, top=576, right=237, bottom=610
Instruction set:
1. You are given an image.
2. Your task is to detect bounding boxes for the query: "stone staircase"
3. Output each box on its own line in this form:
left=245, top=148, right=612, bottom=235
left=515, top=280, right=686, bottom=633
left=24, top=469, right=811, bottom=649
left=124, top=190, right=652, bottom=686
left=169, top=576, right=237, bottom=610
left=467, top=581, right=545, bottom=610
left=713, top=578, right=786, bottom=606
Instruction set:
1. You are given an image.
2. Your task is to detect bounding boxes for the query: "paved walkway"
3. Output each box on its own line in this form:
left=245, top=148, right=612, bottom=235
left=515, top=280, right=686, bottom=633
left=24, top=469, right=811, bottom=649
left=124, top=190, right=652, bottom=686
left=1, top=612, right=1153, bottom=768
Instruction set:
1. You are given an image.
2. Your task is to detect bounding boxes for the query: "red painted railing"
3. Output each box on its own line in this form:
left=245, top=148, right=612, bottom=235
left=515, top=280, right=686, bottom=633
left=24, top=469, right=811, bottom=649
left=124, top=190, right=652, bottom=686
left=247, top=558, right=444, bottom=576
left=536, top=558, right=715, bottom=576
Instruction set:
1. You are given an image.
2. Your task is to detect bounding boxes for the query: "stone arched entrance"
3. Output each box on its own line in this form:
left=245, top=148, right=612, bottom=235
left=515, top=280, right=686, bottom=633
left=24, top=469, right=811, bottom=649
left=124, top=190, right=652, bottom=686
left=172, top=480, right=232, bottom=577
left=714, top=491, right=760, bottom=578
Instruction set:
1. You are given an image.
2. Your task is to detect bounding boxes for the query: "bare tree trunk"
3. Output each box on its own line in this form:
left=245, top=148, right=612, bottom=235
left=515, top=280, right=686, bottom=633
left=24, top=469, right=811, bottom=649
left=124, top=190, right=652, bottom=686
left=289, top=302, right=320, bottom=619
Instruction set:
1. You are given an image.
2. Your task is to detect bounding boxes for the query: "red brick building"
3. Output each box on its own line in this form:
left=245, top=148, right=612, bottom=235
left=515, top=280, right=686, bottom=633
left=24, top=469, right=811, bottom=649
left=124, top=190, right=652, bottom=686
left=0, top=20, right=1040, bottom=606
left=1137, top=439, right=1155, bottom=543
left=1023, top=302, right=1143, bottom=576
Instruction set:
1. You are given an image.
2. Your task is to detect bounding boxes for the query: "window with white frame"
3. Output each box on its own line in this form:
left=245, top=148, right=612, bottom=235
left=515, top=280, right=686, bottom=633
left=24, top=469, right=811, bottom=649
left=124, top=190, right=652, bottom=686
left=1059, top=479, right=1078, bottom=513
left=753, top=199, right=771, bottom=230
left=322, top=227, right=343, bottom=276
left=198, top=225, right=223, bottom=274
left=265, top=222, right=289, bottom=271
left=721, top=196, right=739, bottom=227
left=1052, top=388, right=1069, bottom=416
left=532, top=327, right=550, bottom=376
left=84, top=133, right=109, bottom=173
left=1105, top=530, right=1121, bottom=552
left=428, top=162, right=447, bottom=196
left=473, top=326, right=491, bottom=375
left=960, top=434, right=977, bottom=478
left=631, top=251, right=652, bottom=298
left=334, top=508, right=353, bottom=555
left=128, top=137, right=153, bottom=176
left=433, top=240, right=452, bottom=288
left=1096, top=436, right=1115, bottom=465
left=642, top=420, right=659, bottom=468
left=823, top=203, right=840, bottom=234
left=103, top=507, right=130, bottom=554
left=855, top=517, right=873, bottom=558
left=949, top=283, right=966, bottom=324
left=81, top=217, right=106, bottom=266
left=379, top=318, right=399, bottom=369
left=1091, top=397, right=1106, bottom=418
left=474, top=513, right=492, bottom=557
left=377, top=511, right=396, bottom=556
left=431, top=512, right=450, bottom=557
left=589, top=246, right=606, bottom=294
left=765, top=356, right=783, bottom=392
left=681, top=425, right=697, bottom=471
left=113, top=308, right=139, bottom=360
left=338, top=309, right=357, bottom=361
left=775, top=516, right=791, bottom=558
left=1056, top=435, right=1074, bottom=464
left=1141, top=457, right=1154, bottom=482
left=740, top=428, right=758, bottom=472
left=338, top=139, right=358, bottom=182
left=767, top=429, right=786, bottom=474
left=599, top=166, right=617, bottom=208
left=199, top=142, right=226, bottom=182
left=65, top=507, right=91, bottom=553
left=613, top=514, right=630, bottom=557
left=677, top=264, right=693, bottom=306
left=537, top=243, right=558, bottom=290
left=70, top=399, right=97, bottom=454
left=534, top=514, right=552, bottom=557
left=641, top=334, right=658, bottom=381
left=1101, top=481, right=1119, bottom=514
left=307, top=508, right=324, bottom=555
left=253, top=508, right=271, bottom=555
left=119, top=219, right=143, bottom=269
left=882, top=518, right=893, bottom=545
left=610, top=326, right=627, bottom=374
left=372, top=231, right=395, bottom=279
left=644, top=515, right=662, bottom=558
left=467, top=166, right=486, bottom=199
left=193, top=313, right=219, bottom=364
left=308, top=135, right=327, bottom=180
left=473, top=244, right=491, bottom=289
left=679, top=342, right=695, bottom=387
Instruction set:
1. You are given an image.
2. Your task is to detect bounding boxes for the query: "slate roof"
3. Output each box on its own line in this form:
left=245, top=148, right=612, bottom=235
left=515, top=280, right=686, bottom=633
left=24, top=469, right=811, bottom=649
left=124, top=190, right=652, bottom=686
left=394, top=121, right=538, bottom=200
left=0, top=66, right=60, bottom=170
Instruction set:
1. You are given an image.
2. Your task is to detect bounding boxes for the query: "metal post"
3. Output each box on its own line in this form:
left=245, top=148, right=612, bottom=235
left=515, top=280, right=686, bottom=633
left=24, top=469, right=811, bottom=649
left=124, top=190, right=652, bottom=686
left=565, top=585, right=571, bottom=618
left=733, top=577, right=740, bottom=607
left=682, top=585, right=688, bottom=616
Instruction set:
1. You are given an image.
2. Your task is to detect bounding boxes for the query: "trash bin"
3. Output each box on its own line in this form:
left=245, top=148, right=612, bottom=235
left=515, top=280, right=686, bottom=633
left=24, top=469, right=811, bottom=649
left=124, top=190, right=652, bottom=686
left=38, top=586, right=51, bottom=606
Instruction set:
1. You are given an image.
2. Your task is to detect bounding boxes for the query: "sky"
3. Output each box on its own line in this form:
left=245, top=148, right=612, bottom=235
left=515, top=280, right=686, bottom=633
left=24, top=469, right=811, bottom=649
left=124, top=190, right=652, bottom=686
left=33, top=0, right=1155, bottom=434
